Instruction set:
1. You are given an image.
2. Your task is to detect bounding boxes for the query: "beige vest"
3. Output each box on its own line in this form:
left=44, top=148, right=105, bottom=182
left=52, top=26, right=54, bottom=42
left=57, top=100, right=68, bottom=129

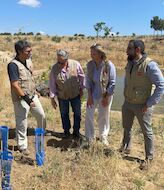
left=87, top=60, right=110, bottom=95
left=124, top=57, right=154, bottom=104
left=52, top=59, right=80, bottom=99
left=11, top=59, right=36, bottom=102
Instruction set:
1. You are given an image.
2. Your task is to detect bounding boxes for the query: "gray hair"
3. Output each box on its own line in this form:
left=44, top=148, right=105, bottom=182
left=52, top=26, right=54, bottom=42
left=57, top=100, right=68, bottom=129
left=57, top=49, right=69, bottom=60
left=15, top=40, right=31, bottom=55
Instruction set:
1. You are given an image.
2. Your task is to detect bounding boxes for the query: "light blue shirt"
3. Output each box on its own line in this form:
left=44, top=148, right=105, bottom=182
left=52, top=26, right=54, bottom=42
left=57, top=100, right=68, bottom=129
left=86, top=61, right=116, bottom=99
left=146, top=61, right=164, bottom=107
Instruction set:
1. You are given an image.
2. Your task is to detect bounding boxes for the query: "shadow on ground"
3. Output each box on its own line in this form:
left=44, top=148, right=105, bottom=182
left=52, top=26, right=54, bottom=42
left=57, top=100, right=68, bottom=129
left=14, top=155, right=35, bottom=166
left=47, top=133, right=89, bottom=151
left=122, top=155, right=144, bottom=163
left=9, top=127, right=37, bottom=139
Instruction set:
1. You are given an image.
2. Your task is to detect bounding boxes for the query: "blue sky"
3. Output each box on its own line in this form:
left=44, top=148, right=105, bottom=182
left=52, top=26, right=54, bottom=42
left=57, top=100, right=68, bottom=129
left=0, top=0, right=164, bottom=36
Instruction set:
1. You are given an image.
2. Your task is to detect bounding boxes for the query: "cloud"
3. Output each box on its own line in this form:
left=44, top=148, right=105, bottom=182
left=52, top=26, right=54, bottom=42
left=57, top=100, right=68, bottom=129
left=18, top=0, right=41, bottom=8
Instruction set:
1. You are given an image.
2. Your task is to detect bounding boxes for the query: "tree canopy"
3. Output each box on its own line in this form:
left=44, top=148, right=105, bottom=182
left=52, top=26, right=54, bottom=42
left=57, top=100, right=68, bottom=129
left=150, top=16, right=164, bottom=35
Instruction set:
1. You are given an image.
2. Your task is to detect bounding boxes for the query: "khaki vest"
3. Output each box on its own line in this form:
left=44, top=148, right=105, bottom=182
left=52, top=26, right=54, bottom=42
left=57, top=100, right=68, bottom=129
left=11, top=59, right=36, bottom=102
left=124, top=57, right=154, bottom=104
left=87, top=60, right=110, bottom=95
left=52, top=59, right=80, bottom=99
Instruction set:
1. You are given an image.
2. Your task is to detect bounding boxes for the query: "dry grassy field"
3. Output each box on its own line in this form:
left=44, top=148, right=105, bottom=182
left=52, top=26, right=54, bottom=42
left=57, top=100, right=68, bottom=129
left=0, top=35, right=164, bottom=190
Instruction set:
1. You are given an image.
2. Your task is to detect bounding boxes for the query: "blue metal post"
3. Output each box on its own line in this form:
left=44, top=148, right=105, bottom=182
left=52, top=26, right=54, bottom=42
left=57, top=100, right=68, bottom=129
left=35, top=128, right=45, bottom=166
left=0, top=126, right=13, bottom=190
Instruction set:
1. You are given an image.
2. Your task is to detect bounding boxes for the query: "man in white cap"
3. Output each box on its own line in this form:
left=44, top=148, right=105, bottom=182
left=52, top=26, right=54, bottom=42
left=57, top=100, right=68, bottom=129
left=49, top=49, right=85, bottom=138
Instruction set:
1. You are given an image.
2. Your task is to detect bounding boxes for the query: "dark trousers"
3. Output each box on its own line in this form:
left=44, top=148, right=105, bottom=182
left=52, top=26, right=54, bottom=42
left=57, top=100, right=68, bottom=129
left=58, top=95, right=81, bottom=135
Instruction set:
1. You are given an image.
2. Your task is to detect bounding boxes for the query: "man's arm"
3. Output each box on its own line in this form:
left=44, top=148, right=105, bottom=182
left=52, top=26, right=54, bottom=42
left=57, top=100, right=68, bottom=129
left=77, top=62, right=85, bottom=97
left=11, top=80, right=25, bottom=96
left=146, top=61, right=164, bottom=107
left=49, top=66, right=58, bottom=109
left=8, top=62, right=34, bottom=106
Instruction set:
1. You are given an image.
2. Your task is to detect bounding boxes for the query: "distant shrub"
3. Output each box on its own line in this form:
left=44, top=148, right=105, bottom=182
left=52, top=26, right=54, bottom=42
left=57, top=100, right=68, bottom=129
left=36, top=32, right=41, bottom=35
left=78, top=34, right=85, bottom=37
left=111, top=38, right=116, bottom=41
left=0, top=32, right=12, bottom=35
left=5, top=36, right=12, bottom=42
left=87, top=36, right=95, bottom=40
left=35, top=36, right=42, bottom=41
left=26, top=32, right=34, bottom=35
left=150, top=43, right=158, bottom=50
left=68, top=37, right=73, bottom=41
left=51, top=36, right=61, bottom=43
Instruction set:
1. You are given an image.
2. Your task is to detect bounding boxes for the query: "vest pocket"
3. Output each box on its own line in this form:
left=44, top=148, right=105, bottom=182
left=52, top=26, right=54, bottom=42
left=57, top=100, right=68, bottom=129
left=19, top=68, right=28, bottom=80
left=134, top=87, right=149, bottom=102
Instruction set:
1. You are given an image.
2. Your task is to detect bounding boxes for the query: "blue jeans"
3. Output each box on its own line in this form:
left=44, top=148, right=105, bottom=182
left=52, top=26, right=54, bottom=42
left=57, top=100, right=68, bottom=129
left=58, top=95, right=81, bottom=135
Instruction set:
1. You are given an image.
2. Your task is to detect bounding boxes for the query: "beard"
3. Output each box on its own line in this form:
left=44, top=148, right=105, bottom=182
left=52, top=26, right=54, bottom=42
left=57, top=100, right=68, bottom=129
left=127, top=54, right=135, bottom=61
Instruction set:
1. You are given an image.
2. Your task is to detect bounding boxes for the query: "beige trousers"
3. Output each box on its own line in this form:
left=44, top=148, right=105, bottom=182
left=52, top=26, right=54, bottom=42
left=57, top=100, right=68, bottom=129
left=13, top=95, right=46, bottom=150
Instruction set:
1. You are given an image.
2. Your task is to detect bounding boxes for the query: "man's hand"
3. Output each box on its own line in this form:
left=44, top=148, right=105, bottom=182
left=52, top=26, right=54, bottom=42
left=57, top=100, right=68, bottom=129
left=30, top=101, right=36, bottom=107
left=142, top=104, right=148, bottom=113
left=51, top=98, right=57, bottom=109
left=87, top=95, right=94, bottom=108
left=35, top=91, right=41, bottom=98
left=79, top=88, right=83, bottom=98
left=21, top=94, right=35, bottom=107
left=101, top=95, right=110, bottom=107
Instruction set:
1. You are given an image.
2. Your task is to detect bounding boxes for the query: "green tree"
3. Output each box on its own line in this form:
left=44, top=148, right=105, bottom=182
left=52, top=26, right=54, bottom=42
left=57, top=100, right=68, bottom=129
left=94, top=22, right=106, bottom=38
left=132, top=33, right=136, bottom=37
left=159, top=19, right=164, bottom=35
left=150, top=16, right=161, bottom=35
left=26, top=32, right=34, bottom=35
left=36, top=32, right=41, bottom=35
left=116, top=32, right=119, bottom=37
left=104, top=26, right=112, bottom=38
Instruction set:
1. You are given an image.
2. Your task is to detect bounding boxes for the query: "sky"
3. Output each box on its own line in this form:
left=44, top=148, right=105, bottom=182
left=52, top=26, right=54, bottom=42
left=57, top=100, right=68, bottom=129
left=0, top=0, right=164, bottom=36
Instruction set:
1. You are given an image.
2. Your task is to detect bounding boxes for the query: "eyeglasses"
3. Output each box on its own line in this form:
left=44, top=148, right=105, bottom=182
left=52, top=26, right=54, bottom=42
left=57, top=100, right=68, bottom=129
left=24, top=48, right=32, bottom=54
left=24, top=50, right=32, bottom=53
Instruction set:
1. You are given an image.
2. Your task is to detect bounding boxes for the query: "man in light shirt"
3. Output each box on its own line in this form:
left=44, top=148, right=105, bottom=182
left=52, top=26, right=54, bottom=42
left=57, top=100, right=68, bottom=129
left=49, top=49, right=85, bottom=138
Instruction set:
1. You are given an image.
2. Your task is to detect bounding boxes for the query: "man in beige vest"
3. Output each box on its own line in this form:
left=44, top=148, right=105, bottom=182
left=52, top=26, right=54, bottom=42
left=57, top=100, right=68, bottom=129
left=120, top=40, right=164, bottom=170
left=49, top=49, right=85, bottom=138
left=7, top=40, right=46, bottom=156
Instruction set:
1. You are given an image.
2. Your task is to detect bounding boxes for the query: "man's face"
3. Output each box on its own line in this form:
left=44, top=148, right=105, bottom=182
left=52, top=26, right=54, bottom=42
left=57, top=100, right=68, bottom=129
left=126, top=42, right=137, bottom=61
left=20, top=47, right=32, bottom=60
left=57, top=55, right=67, bottom=64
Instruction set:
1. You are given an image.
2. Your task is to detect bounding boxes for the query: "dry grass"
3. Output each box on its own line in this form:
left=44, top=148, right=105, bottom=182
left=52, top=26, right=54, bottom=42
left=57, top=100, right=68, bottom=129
left=5, top=100, right=164, bottom=190
left=0, top=35, right=164, bottom=190
left=0, top=35, right=164, bottom=69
